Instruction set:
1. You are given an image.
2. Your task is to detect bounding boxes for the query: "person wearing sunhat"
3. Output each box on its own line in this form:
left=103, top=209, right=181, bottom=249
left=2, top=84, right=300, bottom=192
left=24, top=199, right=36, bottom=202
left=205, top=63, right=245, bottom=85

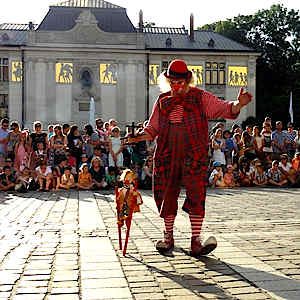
left=127, top=59, right=252, bottom=256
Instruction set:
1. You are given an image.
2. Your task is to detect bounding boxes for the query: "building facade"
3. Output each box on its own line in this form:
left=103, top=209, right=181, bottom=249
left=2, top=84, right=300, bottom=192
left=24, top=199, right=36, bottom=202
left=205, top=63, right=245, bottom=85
left=0, top=0, right=259, bottom=128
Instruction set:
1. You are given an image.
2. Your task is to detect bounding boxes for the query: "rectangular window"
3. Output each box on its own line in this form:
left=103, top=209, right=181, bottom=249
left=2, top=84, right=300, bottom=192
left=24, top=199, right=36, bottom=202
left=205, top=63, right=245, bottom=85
left=205, top=62, right=226, bottom=85
left=161, top=60, right=171, bottom=73
left=0, top=58, right=9, bottom=82
left=0, top=94, right=8, bottom=118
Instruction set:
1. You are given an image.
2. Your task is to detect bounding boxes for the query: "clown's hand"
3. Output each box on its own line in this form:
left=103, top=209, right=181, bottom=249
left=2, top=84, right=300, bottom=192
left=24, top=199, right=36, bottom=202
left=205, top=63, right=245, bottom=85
left=237, top=87, right=252, bottom=107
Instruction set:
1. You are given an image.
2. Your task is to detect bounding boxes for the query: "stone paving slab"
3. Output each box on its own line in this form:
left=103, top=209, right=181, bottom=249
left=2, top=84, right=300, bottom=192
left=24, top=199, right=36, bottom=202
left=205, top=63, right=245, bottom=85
left=0, top=188, right=299, bottom=299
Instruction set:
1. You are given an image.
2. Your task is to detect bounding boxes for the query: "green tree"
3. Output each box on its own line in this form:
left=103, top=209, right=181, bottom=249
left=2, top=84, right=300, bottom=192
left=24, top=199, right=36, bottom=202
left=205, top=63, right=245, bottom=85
left=200, top=4, right=300, bottom=125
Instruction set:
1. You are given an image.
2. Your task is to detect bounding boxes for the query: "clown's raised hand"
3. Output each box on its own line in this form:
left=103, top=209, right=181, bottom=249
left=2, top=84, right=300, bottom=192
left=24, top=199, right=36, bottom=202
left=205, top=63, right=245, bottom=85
left=237, top=87, right=252, bottom=107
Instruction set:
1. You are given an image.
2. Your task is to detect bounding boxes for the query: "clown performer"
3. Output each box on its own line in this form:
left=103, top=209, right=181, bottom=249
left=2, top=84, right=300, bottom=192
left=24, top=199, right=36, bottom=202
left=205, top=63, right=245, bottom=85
left=127, top=59, right=252, bottom=256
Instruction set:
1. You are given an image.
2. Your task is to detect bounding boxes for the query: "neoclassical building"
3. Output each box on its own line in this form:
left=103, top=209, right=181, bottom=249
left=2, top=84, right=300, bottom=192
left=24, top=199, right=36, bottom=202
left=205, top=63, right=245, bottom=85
left=0, top=0, right=259, bottom=128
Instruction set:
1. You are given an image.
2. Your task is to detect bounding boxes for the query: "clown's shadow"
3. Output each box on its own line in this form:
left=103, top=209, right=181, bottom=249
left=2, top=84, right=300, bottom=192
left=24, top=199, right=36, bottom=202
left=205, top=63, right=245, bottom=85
left=126, top=253, right=300, bottom=300
left=126, top=253, right=233, bottom=298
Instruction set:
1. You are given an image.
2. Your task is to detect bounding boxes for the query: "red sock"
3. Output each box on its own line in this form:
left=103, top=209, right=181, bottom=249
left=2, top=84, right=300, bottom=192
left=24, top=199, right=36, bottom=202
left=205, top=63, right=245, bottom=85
left=189, top=214, right=203, bottom=238
left=164, top=215, right=176, bottom=234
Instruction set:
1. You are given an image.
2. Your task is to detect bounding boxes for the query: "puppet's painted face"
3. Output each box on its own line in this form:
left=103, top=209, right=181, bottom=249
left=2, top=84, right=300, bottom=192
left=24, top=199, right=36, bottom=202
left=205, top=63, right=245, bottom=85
left=124, top=172, right=136, bottom=185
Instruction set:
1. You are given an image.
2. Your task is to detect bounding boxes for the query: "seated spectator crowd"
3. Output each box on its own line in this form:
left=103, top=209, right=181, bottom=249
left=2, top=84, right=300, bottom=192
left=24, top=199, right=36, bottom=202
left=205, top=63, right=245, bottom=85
left=0, top=115, right=299, bottom=192
left=0, top=118, right=154, bottom=192
left=208, top=117, right=300, bottom=188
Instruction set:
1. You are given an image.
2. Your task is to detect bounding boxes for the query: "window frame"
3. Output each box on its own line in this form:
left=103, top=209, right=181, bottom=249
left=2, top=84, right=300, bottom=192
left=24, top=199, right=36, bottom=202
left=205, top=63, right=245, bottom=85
left=0, top=94, right=8, bottom=118
left=0, top=58, right=9, bottom=82
left=205, top=61, right=226, bottom=85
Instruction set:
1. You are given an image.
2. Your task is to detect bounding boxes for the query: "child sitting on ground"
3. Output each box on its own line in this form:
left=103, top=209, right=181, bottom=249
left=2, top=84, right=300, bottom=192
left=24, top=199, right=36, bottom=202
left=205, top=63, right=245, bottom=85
left=279, top=154, right=296, bottom=185
left=35, top=162, right=53, bottom=191
left=57, top=166, right=76, bottom=190
left=223, top=164, right=237, bottom=188
left=15, top=167, right=36, bottom=192
left=0, top=166, right=16, bottom=191
left=252, top=160, right=268, bottom=186
left=209, top=161, right=226, bottom=188
left=77, top=163, right=93, bottom=190
left=90, top=157, right=107, bottom=190
left=266, top=160, right=288, bottom=187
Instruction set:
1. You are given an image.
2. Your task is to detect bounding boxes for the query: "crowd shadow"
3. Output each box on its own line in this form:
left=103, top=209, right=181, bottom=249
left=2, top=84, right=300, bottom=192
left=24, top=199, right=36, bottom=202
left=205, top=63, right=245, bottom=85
left=127, top=252, right=300, bottom=300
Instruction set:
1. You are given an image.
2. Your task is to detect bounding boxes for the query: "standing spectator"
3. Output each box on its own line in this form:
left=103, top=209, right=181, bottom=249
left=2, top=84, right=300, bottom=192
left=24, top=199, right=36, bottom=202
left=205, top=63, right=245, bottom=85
left=245, top=125, right=253, bottom=136
left=0, top=118, right=9, bottom=166
left=266, top=160, right=288, bottom=187
left=223, top=130, right=235, bottom=165
left=241, top=130, right=256, bottom=161
left=253, top=126, right=263, bottom=160
left=108, top=126, right=123, bottom=168
left=49, top=125, right=67, bottom=165
left=108, top=119, right=118, bottom=135
left=30, top=142, right=48, bottom=169
left=272, top=121, right=288, bottom=160
left=14, top=131, right=29, bottom=173
left=103, top=122, right=110, bottom=135
left=7, top=121, right=21, bottom=161
left=211, top=128, right=226, bottom=166
left=67, top=125, right=83, bottom=169
left=95, top=118, right=108, bottom=166
left=29, top=121, right=48, bottom=152
left=62, top=123, right=70, bottom=136
left=264, top=116, right=272, bottom=125
left=47, top=125, right=54, bottom=140
left=0, top=165, right=16, bottom=191
left=83, top=124, right=100, bottom=159
left=261, top=122, right=273, bottom=159
left=232, top=133, right=243, bottom=164
left=285, top=122, right=296, bottom=159
left=294, top=128, right=300, bottom=153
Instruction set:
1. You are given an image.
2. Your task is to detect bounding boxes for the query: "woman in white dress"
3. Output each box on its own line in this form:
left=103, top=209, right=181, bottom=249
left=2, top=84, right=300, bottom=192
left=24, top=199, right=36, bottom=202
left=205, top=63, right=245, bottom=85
left=108, top=126, right=123, bottom=167
left=211, top=128, right=226, bottom=166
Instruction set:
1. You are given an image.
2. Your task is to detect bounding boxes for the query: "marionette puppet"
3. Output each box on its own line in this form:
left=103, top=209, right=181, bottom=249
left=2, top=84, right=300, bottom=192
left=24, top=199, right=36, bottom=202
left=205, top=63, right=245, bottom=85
left=115, top=168, right=142, bottom=256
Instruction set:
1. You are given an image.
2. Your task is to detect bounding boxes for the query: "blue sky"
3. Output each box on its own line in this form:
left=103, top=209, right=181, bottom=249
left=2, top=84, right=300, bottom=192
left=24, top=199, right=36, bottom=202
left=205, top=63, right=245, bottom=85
left=1, top=0, right=299, bottom=28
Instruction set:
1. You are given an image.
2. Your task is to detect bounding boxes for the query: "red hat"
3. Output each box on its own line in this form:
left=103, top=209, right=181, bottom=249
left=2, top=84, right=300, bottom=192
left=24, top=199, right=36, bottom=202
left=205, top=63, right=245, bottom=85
left=164, top=59, right=192, bottom=80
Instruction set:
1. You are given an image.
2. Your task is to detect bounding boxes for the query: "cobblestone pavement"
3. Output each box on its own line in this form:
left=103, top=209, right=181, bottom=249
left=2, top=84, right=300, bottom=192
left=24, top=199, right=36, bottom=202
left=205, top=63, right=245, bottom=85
left=0, top=188, right=299, bottom=300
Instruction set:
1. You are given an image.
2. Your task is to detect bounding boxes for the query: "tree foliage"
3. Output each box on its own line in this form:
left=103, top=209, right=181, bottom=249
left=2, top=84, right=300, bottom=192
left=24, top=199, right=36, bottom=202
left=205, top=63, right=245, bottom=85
left=200, top=4, right=300, bottom=125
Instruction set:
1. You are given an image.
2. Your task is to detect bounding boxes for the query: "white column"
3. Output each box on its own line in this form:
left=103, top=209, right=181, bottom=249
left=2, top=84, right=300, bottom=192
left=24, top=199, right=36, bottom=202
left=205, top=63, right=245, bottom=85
left=125, top=63, right=136, bottom=122
left=35, top=60, right=47, bottom=122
